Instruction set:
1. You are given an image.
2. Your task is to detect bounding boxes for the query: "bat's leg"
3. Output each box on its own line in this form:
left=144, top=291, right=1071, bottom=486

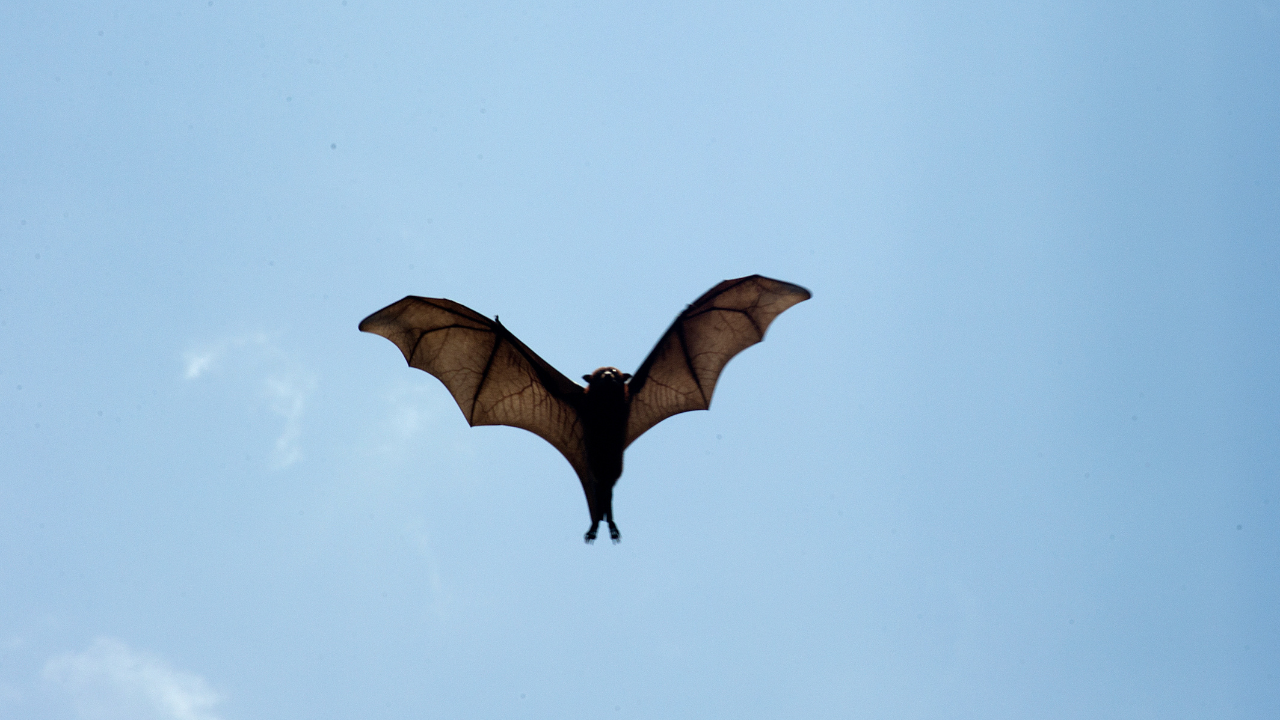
left=606, top=502, right=620, bottom=544
left=583, top=483, right=601, bottom=543
left=583, top=474, right=619, bottom=544
left=584, top=494, right=603, bottom=543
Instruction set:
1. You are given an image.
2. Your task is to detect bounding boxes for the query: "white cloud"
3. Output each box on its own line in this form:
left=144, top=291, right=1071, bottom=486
left=404, top=521, right=449, bottom=618
left=385, top=383, right=444, bottom=441
left=43, top=637, right=224, bottom=720
left=183, top=352, right=217, bottom=380
left=182, top=334, right=267, bottom=380
left=265, top=373, right=315, bottom=468
left=183, top=334, right=317, bottom=469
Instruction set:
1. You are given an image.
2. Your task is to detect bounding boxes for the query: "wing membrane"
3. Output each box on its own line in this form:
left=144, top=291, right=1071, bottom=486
left=625, top=275, right=810, bottom=447
left=360, top=297, right=587, bottom=480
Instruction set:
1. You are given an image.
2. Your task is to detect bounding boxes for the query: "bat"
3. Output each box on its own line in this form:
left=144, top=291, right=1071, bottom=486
left=358, top=274, right=811, bottom=543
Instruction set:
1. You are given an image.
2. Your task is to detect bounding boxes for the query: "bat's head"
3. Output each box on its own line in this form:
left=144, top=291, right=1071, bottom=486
left=583, top=366, right=631, bottom=393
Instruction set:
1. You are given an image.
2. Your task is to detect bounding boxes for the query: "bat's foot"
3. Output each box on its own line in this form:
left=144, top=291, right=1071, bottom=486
left=609, top=523, right=621, bottom=544
left=584, top=525, right=598, bottom=544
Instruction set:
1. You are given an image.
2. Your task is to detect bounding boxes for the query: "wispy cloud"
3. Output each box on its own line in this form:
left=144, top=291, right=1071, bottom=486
left=264, top=372, right=315, bottom=468
left=385, top=383, right=445, bottom=442
left=43, top=637, right=224, bottom=720
left=182, top=334, right=269, bottom=381
left=404, top=521, right=449, bottom=619
left=183, top=351, right=217, bottom=380
left=183, top=334, right=317, bottom=468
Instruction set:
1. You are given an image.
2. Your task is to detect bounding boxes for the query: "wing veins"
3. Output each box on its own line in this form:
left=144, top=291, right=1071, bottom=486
left=685, top=306, right=764, bottom=337
left=622, top=275, right=810, bottom=448
left=674, top=321, right=709, bottom=406
left=408, top=323, right=486, bottom=365
left=496, top=323, right=580, bottom=404
left=470, top=331, right=503, bottom=425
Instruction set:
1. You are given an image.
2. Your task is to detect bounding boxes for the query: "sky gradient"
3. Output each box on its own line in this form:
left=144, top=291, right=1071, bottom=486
left=2, top=2, right=1278, bottom=718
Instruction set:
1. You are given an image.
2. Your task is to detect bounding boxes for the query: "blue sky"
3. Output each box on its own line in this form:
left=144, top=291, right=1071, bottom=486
left=2, top=2, right=1277, bottom=718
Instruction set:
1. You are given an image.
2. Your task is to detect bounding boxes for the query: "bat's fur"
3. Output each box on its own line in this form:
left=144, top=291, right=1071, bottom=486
left=580, top=367, right=631, bottom=543
left=359, top=275, right=810, bottom=544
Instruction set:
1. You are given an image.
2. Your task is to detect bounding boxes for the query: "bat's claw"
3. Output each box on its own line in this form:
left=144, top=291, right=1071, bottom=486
left=609, top=524, right=621, bottom=544
left=584, top=529, right=597, bottom=544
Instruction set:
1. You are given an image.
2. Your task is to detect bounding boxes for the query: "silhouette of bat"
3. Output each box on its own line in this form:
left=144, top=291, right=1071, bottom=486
left=358, top=274, right=810, bottom=543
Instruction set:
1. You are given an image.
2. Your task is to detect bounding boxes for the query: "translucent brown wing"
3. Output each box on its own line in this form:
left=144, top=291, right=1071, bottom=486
left=359, top=297, right=588, bottom=480
left=625, top=275, right=811, bottom=448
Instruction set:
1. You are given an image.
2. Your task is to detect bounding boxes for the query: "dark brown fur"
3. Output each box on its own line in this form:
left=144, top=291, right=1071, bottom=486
left=359, top=275, right=811, bottom=544
left=579, top=367, right=630, bottom=542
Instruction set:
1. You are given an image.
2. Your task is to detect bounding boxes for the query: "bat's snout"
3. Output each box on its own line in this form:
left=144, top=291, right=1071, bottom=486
left=583, top=366, right=632, bottom=387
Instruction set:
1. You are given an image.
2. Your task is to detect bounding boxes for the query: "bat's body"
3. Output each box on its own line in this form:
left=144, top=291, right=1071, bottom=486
left=359, top=275, right=810, bottom=543
left=579, top=367, right=629, bottom=541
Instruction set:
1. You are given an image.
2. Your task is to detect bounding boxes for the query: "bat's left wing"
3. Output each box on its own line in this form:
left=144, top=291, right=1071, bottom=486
left=625, top=275, right=810, bottom=448
left=359, top=297, right=588, bottom=481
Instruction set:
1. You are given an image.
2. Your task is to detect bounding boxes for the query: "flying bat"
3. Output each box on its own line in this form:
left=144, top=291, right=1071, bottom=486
left=358, top=274, right=810, bottom=543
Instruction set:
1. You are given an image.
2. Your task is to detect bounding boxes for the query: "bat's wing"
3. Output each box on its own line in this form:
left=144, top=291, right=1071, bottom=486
left=625, top=275, right=811, bottom=448
left=359, top=297, right=588, bottom=480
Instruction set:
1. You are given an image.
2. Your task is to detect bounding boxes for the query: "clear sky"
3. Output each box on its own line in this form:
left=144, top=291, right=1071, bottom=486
left=2, top=2, right=1277, bottom=718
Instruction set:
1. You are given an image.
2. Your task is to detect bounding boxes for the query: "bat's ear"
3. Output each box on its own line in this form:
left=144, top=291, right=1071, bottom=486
left=622, top=373, right=632, bottom=382
left=582, top=374, right=592, bottom=383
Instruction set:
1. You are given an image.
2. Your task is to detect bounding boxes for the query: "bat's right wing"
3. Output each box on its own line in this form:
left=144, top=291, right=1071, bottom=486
left=625, top=275, right=811, bottom=448
left=359, top=297, right=588, bottom=481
